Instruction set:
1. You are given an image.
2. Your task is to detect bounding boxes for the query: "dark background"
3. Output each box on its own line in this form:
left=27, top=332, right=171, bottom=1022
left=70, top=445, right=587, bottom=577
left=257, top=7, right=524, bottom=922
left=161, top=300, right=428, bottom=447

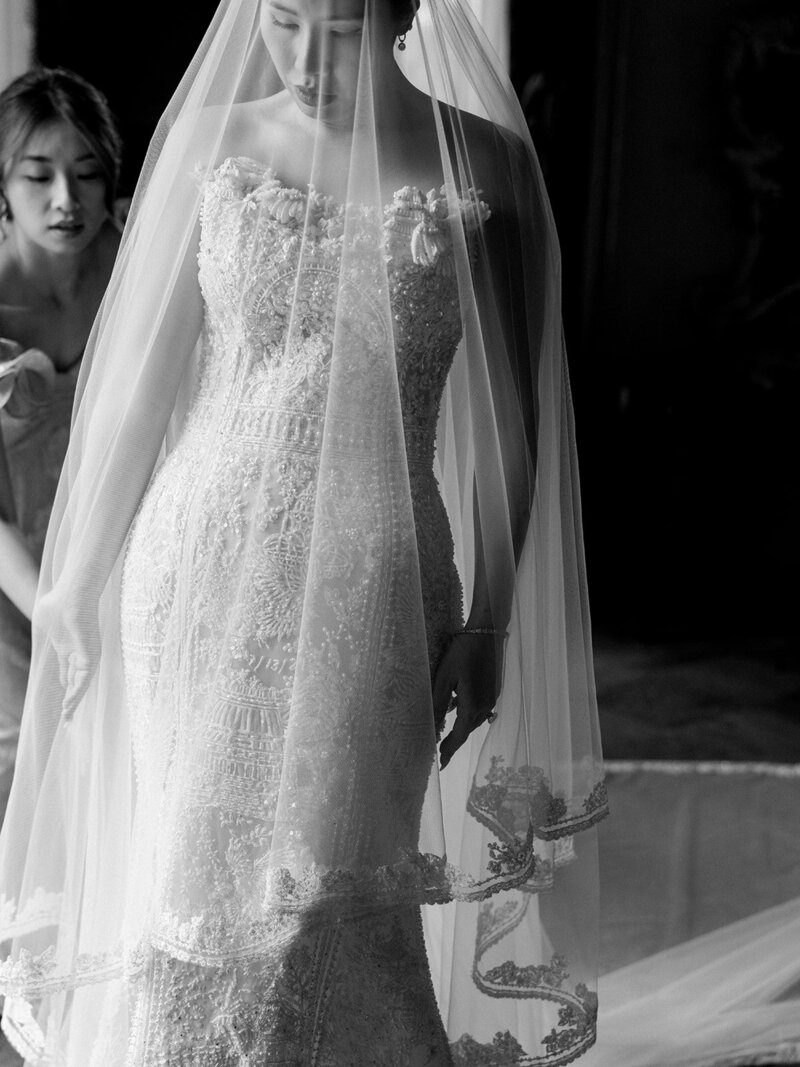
left=33, top=0, right=800, bottom=652
left=509, top=0, right=799, bottom=645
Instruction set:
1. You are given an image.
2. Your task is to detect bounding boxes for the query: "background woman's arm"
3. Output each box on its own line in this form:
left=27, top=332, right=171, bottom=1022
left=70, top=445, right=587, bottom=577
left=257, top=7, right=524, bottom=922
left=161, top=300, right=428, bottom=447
left=0, top=520, right=38, bottom=619
left=37, top=215, right=203, bottom=718
left=0, top=425, right=38, bottom=617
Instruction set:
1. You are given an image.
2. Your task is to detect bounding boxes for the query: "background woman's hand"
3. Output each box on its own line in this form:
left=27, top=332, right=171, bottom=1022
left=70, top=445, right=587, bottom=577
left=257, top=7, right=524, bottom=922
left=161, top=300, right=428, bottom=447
left=433, top=632, right=504, bottom=769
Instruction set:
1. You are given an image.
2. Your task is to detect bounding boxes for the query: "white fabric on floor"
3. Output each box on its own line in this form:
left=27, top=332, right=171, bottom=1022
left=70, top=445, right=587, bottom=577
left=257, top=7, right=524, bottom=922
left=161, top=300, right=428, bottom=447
left=585, top=761, right=800, bottom=1066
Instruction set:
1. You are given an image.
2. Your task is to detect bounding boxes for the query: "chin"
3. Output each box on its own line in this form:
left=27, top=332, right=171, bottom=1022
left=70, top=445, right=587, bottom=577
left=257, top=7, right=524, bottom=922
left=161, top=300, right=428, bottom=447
left=43, top=226, right=102, bottom=254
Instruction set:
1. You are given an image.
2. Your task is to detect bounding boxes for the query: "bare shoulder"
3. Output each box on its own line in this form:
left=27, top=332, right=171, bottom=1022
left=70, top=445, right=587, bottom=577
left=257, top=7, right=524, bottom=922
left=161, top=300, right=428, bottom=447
left=438, top=101, right=527, bottom=206
left=196, top=96, right=294, bottom=168
left=159, top=99, right=281, bottom=172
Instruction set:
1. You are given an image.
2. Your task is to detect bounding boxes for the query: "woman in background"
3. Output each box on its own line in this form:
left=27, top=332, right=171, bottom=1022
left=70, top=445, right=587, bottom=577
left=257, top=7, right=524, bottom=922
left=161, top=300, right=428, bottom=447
left=0, top=68, right=121, bottom=821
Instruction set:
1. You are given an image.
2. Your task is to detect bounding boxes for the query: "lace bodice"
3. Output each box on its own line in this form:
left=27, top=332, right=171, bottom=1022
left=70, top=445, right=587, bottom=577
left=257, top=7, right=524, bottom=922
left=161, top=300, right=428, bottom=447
left=192, top=156, right=488, bottom=472
left=115, top=157, right=490, bottom=1063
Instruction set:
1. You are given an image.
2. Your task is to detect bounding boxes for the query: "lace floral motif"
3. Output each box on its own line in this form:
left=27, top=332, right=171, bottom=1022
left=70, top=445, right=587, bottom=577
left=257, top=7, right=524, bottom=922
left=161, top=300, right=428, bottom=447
left=0, top=939, right=122, bottom=1000
left=128, top=908, right=450, bottom=1066
left=469, top=755, right=608, bottom=847
left=461, top=894, right=597, bottom=1064
left=451, top=995, right=597, bottom=1067
left=114, top=156, right=483, bottom=1063
left=0, top=889, right=61, bottom=942
left=451, top=1031, right=527, bottom=1067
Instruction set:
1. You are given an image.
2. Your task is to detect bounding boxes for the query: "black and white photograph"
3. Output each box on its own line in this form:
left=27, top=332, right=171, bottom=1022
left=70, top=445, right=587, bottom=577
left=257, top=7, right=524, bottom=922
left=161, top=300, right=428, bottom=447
left=0, top=1, right=797, bottom=1064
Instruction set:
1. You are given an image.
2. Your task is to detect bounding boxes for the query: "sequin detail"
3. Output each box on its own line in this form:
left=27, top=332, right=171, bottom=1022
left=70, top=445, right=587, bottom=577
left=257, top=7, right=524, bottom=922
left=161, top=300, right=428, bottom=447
left=116, top=157, right=480, bottom=1064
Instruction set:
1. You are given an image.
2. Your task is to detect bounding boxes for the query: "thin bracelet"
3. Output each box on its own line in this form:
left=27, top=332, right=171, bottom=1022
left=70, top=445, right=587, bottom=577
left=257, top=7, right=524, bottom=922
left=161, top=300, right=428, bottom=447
left=455, top=627, right=508, bottom=638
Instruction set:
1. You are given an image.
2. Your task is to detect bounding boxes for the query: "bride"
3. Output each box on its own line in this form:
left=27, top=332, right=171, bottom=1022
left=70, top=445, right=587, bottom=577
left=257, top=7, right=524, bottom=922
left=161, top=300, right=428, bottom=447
left=0, top=1, right=606, bottom=1063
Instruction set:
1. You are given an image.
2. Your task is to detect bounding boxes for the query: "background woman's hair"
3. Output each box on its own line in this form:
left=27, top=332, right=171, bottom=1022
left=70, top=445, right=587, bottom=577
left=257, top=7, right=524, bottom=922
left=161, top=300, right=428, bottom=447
left=0, top=67, right=123, bottom=211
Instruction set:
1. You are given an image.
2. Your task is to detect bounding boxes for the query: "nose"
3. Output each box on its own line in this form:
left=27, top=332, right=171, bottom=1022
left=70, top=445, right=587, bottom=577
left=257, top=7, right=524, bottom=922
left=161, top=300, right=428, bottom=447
left=50, top=171, right=81, bottom=214
left=294, top=26, right=327, bottom=85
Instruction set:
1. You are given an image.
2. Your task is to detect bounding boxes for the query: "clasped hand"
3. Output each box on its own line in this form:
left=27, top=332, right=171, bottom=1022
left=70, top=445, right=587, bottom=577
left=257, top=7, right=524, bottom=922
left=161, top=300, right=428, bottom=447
left=433, top=632, right=503, bottom=769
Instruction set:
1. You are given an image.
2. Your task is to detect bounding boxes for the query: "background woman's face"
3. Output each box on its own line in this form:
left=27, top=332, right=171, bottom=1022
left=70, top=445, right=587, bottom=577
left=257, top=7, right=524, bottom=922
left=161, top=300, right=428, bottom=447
left=3, top=120, right=108, bottom=256
left=261, top=0, right=397, bottom=125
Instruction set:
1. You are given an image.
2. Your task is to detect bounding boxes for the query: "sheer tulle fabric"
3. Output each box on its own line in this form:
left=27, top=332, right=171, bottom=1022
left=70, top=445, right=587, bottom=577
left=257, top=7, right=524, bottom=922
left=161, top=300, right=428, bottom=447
left=585, top=763, right=800, bottom=1067
left=0, top=1, right=605, bottom=1062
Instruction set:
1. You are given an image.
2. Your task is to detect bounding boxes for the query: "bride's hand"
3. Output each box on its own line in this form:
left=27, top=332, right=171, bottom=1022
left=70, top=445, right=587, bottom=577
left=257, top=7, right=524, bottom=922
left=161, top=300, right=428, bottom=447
left=33, top=587, right=101, bottom=722
left=433, top=632, right=504, bottom=770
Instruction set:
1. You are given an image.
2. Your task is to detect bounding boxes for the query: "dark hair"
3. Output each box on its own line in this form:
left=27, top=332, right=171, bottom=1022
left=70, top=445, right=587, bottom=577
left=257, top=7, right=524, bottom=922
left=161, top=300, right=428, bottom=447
left=387, top=0, right=419, bottom=25
left=0, top=67, right=122, bottom=212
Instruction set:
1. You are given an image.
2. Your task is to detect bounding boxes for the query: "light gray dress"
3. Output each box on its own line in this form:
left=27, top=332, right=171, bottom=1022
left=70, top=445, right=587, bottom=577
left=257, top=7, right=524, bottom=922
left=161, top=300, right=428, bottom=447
left=0, top=342, right=79, bottom=824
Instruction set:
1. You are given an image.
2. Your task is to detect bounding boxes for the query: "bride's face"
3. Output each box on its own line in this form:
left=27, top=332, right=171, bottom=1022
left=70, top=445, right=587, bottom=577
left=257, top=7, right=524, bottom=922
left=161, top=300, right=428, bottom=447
left=261, top=0, right=398, bottom=125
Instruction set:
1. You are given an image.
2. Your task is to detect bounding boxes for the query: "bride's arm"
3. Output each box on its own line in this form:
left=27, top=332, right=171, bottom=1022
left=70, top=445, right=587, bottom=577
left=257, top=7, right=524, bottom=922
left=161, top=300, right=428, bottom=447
left=59, top=238, right=203, bottom=590
left=38, top=216, right=203, bottom=718
left=437, top=140, right=543, bottom=765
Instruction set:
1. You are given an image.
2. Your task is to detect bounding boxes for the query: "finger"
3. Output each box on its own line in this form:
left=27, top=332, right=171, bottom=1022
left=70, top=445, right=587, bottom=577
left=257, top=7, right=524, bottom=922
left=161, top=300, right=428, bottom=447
left=431, top=650, right=457, bottom=723
left=439, top=690, right=499, bottom=768
left=439, top=703, right=478, bottom=769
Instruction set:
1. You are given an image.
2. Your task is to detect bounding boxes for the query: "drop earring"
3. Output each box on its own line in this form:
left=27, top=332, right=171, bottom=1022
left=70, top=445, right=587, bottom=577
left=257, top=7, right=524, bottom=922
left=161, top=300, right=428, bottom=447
left=397, top=31, right=407, bottom=51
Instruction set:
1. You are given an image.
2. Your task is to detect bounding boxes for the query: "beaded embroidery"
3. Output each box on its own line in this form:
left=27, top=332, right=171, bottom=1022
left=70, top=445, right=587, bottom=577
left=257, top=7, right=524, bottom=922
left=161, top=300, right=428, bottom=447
left=0, top=157, right=603, bottom=1065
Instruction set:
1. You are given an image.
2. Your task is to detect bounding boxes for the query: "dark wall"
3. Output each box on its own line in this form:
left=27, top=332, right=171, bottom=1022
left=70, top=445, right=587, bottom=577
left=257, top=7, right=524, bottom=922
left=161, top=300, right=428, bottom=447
left=35, top=0, right=219, bottom=193
left=513, top=0, right=799, bottom=642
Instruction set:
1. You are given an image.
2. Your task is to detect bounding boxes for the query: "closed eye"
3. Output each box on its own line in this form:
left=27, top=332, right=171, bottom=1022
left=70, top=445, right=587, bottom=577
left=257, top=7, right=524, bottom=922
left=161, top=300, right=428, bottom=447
left=271, top=15, right=297, bottom=30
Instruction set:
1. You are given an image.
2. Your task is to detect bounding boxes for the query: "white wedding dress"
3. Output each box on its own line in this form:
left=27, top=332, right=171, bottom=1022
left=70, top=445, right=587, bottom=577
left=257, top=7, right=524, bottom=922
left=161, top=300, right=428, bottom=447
left=0, top=9, right=609, bottom=1060
left=117, top=156, right=483, bottom=1064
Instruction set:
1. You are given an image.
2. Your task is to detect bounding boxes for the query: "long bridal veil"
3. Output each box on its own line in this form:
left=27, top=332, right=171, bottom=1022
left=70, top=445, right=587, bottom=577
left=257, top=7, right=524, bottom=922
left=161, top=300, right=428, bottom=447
left=586, top=761, right=800, bottom=1067
left=0, top=1, right=605, bottom=1062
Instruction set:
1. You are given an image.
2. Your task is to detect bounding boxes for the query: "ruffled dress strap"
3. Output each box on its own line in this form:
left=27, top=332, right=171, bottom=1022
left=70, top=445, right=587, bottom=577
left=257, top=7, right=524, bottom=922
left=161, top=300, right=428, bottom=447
left=0, top=339, right=56, bottom=420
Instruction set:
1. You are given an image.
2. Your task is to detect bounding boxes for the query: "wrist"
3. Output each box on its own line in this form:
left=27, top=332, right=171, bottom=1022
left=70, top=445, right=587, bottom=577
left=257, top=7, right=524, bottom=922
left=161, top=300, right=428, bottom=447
left=455, top=626, right=508, bottom=638
left=463, top=607, right=510, bottom=634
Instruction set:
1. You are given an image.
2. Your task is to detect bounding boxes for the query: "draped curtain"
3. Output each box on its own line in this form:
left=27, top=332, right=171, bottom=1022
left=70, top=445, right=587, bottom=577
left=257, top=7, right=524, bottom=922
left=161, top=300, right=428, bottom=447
left=469, top=0, right=510, bottom=68
left=0, top=0, right=34, bottom=93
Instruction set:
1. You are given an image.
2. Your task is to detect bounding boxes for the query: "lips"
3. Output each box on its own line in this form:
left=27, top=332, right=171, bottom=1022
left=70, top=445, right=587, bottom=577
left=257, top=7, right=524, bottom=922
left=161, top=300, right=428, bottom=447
left=49, top=221, right=84, bottom=236
left=294, top=86, right=335, bottom=109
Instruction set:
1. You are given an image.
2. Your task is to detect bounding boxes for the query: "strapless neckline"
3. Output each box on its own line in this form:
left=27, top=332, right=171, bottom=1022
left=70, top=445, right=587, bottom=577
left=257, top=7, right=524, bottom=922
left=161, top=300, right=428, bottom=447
left=209, top=155, right=485, bottom=224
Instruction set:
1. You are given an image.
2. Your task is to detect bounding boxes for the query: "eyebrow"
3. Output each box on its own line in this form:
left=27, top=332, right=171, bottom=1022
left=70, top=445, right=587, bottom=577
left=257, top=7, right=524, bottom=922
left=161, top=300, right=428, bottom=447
left=20, top=152, right=97, bottom=164
left=269, top=3, right=363, bottom=20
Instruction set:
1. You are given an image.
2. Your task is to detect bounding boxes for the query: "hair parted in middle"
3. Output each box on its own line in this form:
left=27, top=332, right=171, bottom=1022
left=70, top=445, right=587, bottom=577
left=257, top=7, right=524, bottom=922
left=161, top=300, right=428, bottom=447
left=0, top=67, right=122, bottom=213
